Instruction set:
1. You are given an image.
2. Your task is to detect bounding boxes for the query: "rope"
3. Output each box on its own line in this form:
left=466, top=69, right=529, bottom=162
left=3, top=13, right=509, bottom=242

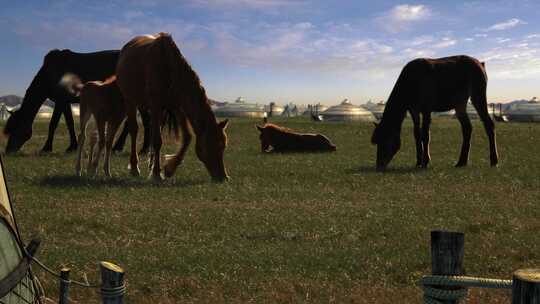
left=420, top=275, right=512, bottom=304
left=28, top=256, right=126, bottom=297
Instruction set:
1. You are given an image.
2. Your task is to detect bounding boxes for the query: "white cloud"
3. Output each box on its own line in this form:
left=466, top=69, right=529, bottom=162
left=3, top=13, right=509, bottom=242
left=480, top=43, right=540, bottom=79
left=190, top=0, right=301, bottom=9
left=485, top=18, right=526, bottom=31
left=376, top=4, right=432, bottom=33
left=433, top=37, right=457, bottom=49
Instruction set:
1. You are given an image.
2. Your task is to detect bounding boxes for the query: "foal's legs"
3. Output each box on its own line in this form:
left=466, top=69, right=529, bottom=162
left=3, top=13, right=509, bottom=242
left=75, top=105, right=91, bottom=176
left=103, top=118, right=124, bottom=177
left=164, top=111, right=192, bottom=178
left=420, top=112, right=432, bottom=168
left=455, top=105, right=472, bottom=167
left=472, top=93, right=499, bottom=166
left=89, top=119, right=106, bottom=176
left=410, top=110, right=423, bottom=167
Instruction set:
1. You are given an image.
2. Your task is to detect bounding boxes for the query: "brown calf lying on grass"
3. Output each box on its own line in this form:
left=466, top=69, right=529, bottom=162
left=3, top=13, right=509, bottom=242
left=256, top=123, right=337, bottom=152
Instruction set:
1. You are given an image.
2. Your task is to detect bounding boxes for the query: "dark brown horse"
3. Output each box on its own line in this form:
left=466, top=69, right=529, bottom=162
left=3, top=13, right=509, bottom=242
left=256, top=123, right=336, bottom=152
left=3, top=49, right=151, bottom=154
left=116, top=33, right=229, bottom=181
left=371, top=55, right=498, bottom=171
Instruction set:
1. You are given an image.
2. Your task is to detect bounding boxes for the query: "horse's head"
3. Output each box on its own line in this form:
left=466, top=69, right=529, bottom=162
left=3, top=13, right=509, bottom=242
left=4, top=110, right=32, bottom=153
left=195, top=119, right=229, bottom=182
left=371, top=122, right=401, bottom=171
left=256, top=125, right=270, bottom=152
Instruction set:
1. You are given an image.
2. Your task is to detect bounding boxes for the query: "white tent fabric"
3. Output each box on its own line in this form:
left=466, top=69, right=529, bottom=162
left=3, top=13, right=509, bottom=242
left=0, top=156, right=38, bottom=303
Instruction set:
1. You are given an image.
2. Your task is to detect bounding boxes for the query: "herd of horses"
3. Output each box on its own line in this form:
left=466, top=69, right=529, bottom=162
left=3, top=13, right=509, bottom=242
left=2, top=32, right=499, bottom=181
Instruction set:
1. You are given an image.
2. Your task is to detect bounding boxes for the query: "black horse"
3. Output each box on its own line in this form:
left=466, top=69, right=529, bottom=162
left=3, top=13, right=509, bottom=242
left=371, top=55, right=499, bottom=171
left=4, top=49, right=150, bottom=154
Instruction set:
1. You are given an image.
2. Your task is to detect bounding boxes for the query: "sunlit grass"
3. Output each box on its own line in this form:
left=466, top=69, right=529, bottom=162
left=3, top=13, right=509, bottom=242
left=2, top=117, right=539, bottom=303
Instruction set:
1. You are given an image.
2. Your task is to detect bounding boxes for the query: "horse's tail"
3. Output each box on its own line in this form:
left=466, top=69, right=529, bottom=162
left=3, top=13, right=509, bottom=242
left=59, top=73, right=84, bottom=96
left=162, top=109, right=180, bottom=140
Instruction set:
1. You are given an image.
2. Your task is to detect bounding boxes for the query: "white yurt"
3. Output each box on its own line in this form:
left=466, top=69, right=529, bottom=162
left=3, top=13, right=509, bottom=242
left=263, top=103, right=284, bottom=117
left=433, top=109, right=456, bottom=118
left=505, top=97, right=540, bottom=122
left=321, top=99, right=376, bottom=122
left=363, top=101, right=386, bottom=120
left=213, top=97, right=266, bottom=118
left=0, top=104, right=9, bottom=121
left=36, top=105, right=53, bottom=119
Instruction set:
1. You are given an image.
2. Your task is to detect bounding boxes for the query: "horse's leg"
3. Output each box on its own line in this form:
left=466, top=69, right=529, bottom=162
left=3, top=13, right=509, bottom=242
left=87, top=128, right=98, bottom=174
left=455, top=105, right=472, bottom=167
left=126, top=106, right=140, bottom=176
left=90, top=119, right=106, bottom=176
left=164, top=110, right=192, bottom=178
left=472, top=93, right=499, bottom=167
left=420, top=112, right=432, bottom=168
left=75, top=105, right=90, bottom=176
left=104, top=118, right=123, bottom=177
left=149, top=105, right=163, bottom=181
left=41, top=102, right=64, bottom=153
left=112, top=120, right=129, bottom=153
left=63, top=104, right=78, bottom=153
left=139, top=108, right=151, bottom=155
left=410, top=110, right=423, bottom=167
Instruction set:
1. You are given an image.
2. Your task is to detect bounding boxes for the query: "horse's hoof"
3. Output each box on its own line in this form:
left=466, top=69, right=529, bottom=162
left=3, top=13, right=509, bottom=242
left=40, top=148, right=52, bottom=154
left=455, top=162, right=467, bottom=168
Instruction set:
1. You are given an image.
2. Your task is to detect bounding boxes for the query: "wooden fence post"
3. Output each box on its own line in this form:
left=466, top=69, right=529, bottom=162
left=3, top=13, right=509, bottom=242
left=100, top=261, right=125, bottom=304
left=430, top=230, right=465, bottom=304
left=512, top=269, right=540, bottom=304
left=58, top=268, right=70, bottom=304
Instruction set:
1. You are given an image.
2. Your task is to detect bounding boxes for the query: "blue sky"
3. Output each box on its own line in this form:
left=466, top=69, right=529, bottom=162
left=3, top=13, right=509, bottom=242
left=1, top=0, right=539, bottom=105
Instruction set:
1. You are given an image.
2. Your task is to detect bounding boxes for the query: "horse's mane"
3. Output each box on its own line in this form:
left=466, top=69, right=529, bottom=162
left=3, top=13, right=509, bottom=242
left=156, top=33, right=209, bottom=106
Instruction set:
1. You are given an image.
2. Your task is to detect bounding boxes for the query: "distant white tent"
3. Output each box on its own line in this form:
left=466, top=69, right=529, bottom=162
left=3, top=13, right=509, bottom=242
left=322, top=99, right=376, bottom=122
left=0, top=104, right=9, bottom=121
left=505, top=97, right=540, bottom=122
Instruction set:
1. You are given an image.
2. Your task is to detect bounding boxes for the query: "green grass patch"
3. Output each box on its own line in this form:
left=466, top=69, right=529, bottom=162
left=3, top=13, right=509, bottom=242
left=2, top=117, right=539, bottom=303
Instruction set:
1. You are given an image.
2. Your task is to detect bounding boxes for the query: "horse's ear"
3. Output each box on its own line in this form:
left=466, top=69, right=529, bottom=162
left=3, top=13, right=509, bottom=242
left=481, top=61, right=485, bottom=67
left=256, top=125, right=264, bottom=132
left=218, top=119, right=229, bottom=130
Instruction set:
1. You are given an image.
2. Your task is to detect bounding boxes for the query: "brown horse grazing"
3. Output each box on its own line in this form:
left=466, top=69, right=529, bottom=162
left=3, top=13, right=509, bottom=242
left=116, top=33, right=229, bottom=181
left=64, top=75, right=126, bottom=177
left=256, top=123, right=337, bottom=152
left=371, top=55, right=498, bottom=171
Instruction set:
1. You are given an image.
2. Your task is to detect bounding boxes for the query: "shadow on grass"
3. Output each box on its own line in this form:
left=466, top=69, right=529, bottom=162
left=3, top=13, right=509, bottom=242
left=347, top=165, right=427, bottom=175
left=39, top=174, right=207, bottom=188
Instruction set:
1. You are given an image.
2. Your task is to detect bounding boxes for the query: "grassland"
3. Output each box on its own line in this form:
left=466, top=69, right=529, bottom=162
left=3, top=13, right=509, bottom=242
left=2, top=117, right=540, bottom=303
